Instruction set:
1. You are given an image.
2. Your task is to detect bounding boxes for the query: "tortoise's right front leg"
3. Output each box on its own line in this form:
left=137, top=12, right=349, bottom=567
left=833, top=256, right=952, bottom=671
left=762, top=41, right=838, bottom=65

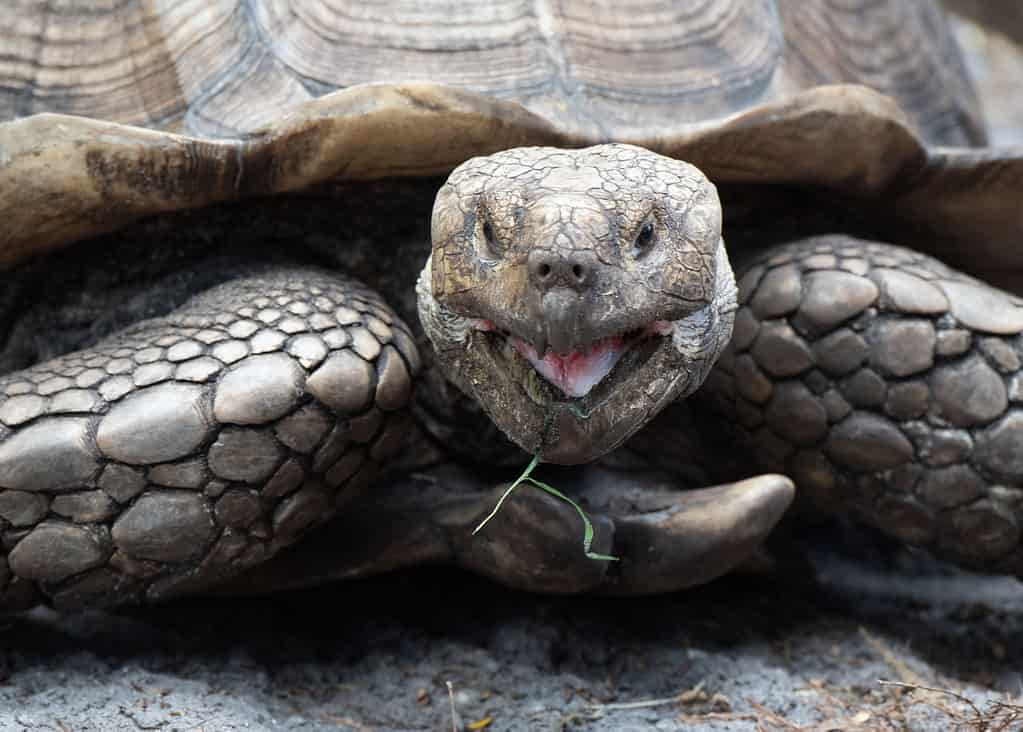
left=0, top=268, right=419, bottom=612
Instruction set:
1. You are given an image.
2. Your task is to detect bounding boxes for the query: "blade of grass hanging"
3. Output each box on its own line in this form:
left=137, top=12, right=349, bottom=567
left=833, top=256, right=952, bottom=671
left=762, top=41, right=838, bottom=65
left=525, top=477, right=619, bottom=562
left=472, top=454, right=541, bottom=535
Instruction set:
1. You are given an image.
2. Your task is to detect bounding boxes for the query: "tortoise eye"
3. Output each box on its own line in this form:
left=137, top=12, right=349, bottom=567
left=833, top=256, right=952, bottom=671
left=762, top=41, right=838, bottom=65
left=481, top=219, right=503, bottom=258
left=633, top=221, right=656, bottom=258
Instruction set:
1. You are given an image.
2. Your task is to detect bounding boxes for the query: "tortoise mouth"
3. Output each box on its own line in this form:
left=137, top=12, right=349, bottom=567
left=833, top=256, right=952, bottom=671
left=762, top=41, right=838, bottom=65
left=472, top=319, right=673, bottom=406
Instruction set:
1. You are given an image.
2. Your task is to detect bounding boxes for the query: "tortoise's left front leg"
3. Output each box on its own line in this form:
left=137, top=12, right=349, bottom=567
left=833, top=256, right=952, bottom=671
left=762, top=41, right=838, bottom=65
left=719, top=235, right=1023, bottom=575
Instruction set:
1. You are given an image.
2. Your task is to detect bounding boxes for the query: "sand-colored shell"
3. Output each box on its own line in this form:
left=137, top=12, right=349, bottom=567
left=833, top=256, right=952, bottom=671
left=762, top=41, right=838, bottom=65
left=1, top=0, right=1019, bottom=281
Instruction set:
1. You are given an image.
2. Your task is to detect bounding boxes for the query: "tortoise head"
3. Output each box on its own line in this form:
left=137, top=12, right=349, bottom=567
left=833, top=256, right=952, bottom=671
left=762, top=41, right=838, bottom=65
left=418, top=144, right=736, bottom=464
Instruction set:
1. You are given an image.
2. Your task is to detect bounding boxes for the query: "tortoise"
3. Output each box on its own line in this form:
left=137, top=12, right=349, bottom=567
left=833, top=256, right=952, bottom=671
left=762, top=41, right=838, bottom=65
left=0, top=0, right=1022, bottom=613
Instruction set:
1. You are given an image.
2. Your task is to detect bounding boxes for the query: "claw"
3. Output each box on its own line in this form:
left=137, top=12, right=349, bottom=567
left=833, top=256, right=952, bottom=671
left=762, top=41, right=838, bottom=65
left=601, top=474, right=795, bottom=594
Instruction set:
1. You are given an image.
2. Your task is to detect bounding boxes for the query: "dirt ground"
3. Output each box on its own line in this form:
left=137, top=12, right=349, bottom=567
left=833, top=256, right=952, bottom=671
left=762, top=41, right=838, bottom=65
left=2, top=533, right=1023, bottom=732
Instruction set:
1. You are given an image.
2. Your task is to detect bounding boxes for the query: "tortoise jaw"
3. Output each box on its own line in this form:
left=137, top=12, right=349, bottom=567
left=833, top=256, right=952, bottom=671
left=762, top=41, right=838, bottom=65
left=474, top=320, right=672, bottom=400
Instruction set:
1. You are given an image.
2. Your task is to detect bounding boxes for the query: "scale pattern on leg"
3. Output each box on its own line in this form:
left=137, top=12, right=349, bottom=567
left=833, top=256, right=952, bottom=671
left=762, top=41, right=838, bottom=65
left=0, top=268, right=419, bottom=611
left=722, top=235, right=1023, bottom=574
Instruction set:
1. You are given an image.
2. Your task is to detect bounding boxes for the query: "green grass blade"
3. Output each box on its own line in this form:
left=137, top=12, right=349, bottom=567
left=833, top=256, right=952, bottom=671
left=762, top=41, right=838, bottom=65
left=471, top=454, right=541, bottom=535
left=525, top=477, right=619, bottom=562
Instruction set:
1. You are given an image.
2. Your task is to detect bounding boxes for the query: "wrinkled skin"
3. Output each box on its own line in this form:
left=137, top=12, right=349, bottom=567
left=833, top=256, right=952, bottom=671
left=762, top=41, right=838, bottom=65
left=418, top=145, right=736, bottom=464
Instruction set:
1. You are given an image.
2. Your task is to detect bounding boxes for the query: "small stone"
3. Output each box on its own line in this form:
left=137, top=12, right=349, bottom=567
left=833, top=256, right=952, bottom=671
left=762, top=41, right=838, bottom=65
left=940, top=280, right=1023, bottom=334
left=214, top=353, right=305, bottom=425
left=931, top=355, right=1007, bottom=427
left=9, top=522, right=108, bottom=581
left=798, top=272, right=878, bottom=330
left=0, top=417, right=100, bottom=492
left=764, top=382, right=827, bottom=445
left=98, top=464, right=146, bottom=503
left=826, top=412, right=913, bottom=471
left=208, top=428, right=284, bottom=483
left=0, top=491, right=49, bottom=526
left=307, top=351, right=376, bottom=414
left=871, top=269, right=948, bottom=314
left=97, top=383, right=214, bottom=464
left=750, top=265, right=801, bottom=319
left=112, top=491, right=214, bottom=562
left=51, top=491, right=118, bottom=522
left=869, top=320, right=935, bottom=377
left=750, top=322, right=814, bottom=378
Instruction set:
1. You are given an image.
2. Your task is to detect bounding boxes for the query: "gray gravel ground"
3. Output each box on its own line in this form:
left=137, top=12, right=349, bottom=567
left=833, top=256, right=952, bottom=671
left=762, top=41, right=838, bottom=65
left=2, top=535, right=1023, bottom=732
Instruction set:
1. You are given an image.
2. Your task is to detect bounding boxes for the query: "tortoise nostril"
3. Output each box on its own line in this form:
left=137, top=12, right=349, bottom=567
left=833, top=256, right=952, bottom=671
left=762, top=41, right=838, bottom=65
left=528, top=250, right=592, bottom=292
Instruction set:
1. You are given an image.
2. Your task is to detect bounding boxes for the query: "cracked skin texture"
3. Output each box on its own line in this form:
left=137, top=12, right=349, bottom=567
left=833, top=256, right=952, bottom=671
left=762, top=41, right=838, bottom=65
left=1, top=0, right=1023, bottom=610
left=421, top=146, right=734, bottom=464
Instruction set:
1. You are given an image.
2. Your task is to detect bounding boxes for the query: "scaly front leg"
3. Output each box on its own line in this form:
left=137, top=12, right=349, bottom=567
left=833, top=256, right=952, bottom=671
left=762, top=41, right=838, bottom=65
left=718, top=235, right=1023, bottom=573
left=0, top=269, right=419, bottom=612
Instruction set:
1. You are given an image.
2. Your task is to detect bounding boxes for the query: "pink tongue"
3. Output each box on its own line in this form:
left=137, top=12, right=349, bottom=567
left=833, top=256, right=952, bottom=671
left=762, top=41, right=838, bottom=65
left=511, top=336, right=627, bottom=398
